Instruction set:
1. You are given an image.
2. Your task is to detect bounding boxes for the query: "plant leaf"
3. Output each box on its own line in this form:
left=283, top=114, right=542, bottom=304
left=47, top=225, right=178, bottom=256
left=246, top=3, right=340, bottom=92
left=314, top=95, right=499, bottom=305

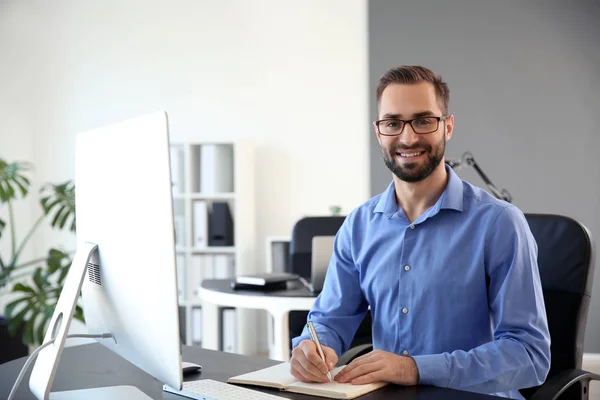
left=7, top=302, right=33, bottom=335
left=12, top=282, right=37, bottom=294
left=0, top=155, right=30, bottom=201
left=40, top=181, right=76, bottom=232
left=47, top=248, right=69, bottom=275
left=6, top=181, right=15, bottom=199
left=58, top=259, right=73, bottom=284
left=5, top=296, right=26, bottom=317
left=58, top=207, right=71, bottom=229
left=74, top=305, right=85, bottom=324
left=23, top=313, right=36, bottom=345
left=33, top=267, right=48, bottom=291
left=36, top=310, right=52, bottom=344
left=51, top=205, right=67, bottom=228
left=0, top=181, right=8, bottom=203
left=12, top=176, right=29, bottom=197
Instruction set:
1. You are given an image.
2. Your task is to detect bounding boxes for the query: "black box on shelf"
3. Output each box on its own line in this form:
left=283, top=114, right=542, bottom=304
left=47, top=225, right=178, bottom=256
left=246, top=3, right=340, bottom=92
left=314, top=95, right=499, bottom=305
left=208, top=202, right=234, bottom=246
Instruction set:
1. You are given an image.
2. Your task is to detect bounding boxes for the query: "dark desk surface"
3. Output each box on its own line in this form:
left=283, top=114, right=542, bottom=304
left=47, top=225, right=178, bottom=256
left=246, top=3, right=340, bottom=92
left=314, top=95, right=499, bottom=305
left=0, top=343, right=504, bottom=399
left=202, top=278, right=319, bottom=298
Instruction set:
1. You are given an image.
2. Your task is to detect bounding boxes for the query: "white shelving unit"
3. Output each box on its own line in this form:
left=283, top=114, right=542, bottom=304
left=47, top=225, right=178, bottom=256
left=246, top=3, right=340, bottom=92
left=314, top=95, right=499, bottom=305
left=169, top=141, right=256, bottom=355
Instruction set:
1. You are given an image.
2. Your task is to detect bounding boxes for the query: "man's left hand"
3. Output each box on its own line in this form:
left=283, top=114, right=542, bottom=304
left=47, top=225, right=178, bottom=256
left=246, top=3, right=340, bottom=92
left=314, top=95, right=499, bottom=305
left=334, top=350, right=419, bottom=386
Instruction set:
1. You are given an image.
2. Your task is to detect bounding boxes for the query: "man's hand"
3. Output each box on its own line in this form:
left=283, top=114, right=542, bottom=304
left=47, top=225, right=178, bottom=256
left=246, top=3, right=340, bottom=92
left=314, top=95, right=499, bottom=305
left=290, top=340, right=338, bottom=383
left=335, top=350, right=419, bottom=386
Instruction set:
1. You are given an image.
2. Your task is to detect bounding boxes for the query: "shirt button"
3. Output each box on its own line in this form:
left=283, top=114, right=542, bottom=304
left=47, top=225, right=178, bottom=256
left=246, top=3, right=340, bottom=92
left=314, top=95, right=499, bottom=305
left=409, top=224, right=415, bottom=229
left=402, top=307, right=409, bottom=314
left=404, top=265, right=411, bottom=271
left=402, top=350, right=409, bottom=355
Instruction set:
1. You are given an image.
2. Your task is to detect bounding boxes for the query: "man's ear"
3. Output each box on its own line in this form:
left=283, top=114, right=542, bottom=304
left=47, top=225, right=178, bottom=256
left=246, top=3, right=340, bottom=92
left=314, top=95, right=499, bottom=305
left=373, top=121, right=382, bottom=145
left=445, top=115, right=455, bottom=141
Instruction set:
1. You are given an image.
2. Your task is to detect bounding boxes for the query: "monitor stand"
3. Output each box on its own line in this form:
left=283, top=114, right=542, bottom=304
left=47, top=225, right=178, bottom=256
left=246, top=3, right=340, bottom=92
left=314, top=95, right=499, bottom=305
left=28, top=241, right=153, bottom=400
left=49, top=386, right=152, bottom=400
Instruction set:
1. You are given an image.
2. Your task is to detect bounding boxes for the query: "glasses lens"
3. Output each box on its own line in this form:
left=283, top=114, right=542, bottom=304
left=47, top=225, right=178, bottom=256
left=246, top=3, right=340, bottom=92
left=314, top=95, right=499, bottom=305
left=412, top=117, right=439, bottom=134
left=379, top=120, right=404, bottom=135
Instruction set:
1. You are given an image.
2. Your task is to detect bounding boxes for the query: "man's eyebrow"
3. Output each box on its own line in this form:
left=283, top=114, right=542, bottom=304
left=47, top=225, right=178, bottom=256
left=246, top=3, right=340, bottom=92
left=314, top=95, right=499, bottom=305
left=380, top=110, right=437, bottom=119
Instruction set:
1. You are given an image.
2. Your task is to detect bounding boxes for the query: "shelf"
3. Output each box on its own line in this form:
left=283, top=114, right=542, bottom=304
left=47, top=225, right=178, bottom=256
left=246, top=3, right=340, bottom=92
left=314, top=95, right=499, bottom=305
left=179, top=299, right=203, bottom=307
left=173, top=193, right=236, bottom=200
left=191, top=246, right=236, bottom=254
left=191, top=192, right=235, bottom=200
left=170, top=140, right=255, bottom=352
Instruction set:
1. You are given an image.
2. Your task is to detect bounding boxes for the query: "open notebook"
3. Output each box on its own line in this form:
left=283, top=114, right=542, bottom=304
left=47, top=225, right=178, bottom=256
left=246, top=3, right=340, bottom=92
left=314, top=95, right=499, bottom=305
left=227, top=362, right=387, bottom=399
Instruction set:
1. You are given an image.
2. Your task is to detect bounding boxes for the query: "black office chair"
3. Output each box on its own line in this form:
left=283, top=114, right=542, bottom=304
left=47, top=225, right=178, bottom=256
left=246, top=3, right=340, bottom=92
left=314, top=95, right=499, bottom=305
left=287, top=216, right=373, bottom=355
left=338, top=213, right=599, bottom=400
left=519, top=214, right=599, bottom=399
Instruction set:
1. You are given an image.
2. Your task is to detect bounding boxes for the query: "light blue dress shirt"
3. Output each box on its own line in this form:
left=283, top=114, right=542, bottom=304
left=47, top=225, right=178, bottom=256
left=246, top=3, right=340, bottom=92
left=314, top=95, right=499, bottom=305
left=292, top=166, right=551, bottom=399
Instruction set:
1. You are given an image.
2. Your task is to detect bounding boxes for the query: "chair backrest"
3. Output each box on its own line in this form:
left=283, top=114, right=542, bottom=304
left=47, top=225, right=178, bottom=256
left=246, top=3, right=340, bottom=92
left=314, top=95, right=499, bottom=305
left=288, top=216, right=346, bottom=279
left=520, top=213, right=596, bottom=398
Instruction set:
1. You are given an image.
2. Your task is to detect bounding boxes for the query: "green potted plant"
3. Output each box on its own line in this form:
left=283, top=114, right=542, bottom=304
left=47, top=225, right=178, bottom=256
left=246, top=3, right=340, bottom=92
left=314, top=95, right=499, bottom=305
left=0, top=157, right=81, bottom=361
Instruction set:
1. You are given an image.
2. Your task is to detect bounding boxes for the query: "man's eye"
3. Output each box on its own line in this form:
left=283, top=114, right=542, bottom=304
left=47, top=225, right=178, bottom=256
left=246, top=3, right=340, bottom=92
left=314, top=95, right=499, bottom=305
left=414, top=118, right=434, bottom=126
left=385, top=121, right=400, bottom=127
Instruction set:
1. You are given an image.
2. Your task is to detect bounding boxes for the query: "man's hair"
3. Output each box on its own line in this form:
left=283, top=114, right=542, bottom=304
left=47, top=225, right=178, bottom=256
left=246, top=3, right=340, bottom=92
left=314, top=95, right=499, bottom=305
left=376, top=66, right=450, bottom=116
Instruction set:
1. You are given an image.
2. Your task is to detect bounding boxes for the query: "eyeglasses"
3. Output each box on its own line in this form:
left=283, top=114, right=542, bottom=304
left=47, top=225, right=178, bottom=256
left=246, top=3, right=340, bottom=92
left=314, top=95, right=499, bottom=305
left=375, top=116, right=446, bottom=136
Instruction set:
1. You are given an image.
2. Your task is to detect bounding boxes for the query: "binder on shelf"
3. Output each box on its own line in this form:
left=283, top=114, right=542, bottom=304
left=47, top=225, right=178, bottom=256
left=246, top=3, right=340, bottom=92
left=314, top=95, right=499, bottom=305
left=188, top=255, right=210, bottom=298
left=193, top=200, right=208, bottom=248
left=270, top=239, right=290, bottom=273
left=208, top=202, right=234, bottom=246
left=170, top=146, right=185, bottom=194
left=213, top=255, right=235, bottom=279
left=200, top=144, right=234, bottom=193
left=222, top=308, right=237, bottom=353
left=176, top=255, right=186, bottom=301
left=174, top=215, right=185, bottom=247
left=191, top=307, right=203, bottom=346
left=178, top=306, right=186, bottom=344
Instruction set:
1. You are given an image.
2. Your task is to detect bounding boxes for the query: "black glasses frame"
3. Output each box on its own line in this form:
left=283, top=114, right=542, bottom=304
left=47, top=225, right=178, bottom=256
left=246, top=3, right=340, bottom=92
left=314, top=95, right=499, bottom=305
left=375, top=116, right=446, bottom=136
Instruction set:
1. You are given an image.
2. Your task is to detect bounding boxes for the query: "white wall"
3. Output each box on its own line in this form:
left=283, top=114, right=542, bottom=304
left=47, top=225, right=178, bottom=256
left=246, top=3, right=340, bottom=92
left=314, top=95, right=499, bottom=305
left=0, top=0, right=369, bottom=349
left=0, top=7, right=37, bottom=302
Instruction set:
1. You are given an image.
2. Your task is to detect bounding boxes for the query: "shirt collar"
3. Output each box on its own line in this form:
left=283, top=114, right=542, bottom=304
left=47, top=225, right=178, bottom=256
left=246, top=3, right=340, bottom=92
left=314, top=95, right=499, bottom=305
left=373, top=164, right=464, bottom=215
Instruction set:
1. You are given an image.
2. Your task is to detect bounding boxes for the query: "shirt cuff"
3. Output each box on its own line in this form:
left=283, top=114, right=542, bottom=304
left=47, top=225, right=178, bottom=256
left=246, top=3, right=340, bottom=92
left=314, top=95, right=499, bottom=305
left=291, top=330, right=342, bottom=357
left=412, top=353, right=450, bottom=387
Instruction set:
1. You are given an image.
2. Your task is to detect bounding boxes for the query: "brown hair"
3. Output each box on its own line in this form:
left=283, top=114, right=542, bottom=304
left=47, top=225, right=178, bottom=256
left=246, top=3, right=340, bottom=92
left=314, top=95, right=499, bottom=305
left=376, top=66, right=450, bottom=115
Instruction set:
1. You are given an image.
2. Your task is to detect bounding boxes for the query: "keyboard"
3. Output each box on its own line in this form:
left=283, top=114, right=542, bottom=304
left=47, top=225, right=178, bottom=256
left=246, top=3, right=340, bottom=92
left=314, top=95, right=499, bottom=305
left=163, top=379, right=286, bottom=400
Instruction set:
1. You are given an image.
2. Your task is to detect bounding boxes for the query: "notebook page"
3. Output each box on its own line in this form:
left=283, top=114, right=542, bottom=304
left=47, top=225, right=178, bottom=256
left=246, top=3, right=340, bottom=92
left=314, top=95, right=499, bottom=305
left=287, top=367, right=387, bottom=400
left=228, top=362, right=297, bottom=389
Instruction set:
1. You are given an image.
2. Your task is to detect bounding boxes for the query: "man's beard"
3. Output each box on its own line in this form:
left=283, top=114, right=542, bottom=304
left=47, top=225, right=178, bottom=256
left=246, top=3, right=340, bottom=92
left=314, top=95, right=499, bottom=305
left=381, top=134, right=446, bottom=183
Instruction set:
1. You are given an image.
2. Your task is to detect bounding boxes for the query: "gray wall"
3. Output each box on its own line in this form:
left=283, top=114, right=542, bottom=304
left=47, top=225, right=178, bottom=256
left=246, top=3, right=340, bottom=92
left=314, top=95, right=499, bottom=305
left=369, top=0, right=600, bottom=352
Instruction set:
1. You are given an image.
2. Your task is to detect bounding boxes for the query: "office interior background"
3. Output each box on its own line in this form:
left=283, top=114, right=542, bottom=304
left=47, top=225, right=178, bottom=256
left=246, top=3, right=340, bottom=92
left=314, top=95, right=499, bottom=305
left=1, top=0, right=599, bottom=379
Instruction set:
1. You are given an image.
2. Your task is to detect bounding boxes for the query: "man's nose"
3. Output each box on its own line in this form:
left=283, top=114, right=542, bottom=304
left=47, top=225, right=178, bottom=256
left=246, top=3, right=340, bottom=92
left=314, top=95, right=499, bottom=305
left=398, top=123, right=420, bottom=147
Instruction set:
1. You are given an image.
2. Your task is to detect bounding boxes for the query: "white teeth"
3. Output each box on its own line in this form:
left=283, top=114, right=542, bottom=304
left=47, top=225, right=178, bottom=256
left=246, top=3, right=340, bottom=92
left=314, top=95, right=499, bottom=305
left=399, top=152, right=422, bottom=157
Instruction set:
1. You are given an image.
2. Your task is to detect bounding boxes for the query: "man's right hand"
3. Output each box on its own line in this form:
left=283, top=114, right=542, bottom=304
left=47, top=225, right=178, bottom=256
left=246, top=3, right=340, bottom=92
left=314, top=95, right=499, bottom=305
left=290, top=340, right=338, bottom=383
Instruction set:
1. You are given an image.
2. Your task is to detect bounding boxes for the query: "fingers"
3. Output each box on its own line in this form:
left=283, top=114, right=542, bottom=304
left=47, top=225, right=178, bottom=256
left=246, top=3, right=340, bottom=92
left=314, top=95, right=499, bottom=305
left=336, top=360, right=381, bottom=383
left=336, top=352, right=376, bottom=378
left=303, top=347, right=330, bottom=375
left=322, top=346, right=339, bottom=371
left=291, top=356, right=330, bottom=382
left=290, top=340, right=330, bottom=383
left=350, top=371, right=381, bottom=385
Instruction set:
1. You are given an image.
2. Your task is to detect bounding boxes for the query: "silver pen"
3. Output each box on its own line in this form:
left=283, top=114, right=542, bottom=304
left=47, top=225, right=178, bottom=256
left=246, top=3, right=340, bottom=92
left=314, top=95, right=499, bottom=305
left=307, top=321, right=332, bottom=381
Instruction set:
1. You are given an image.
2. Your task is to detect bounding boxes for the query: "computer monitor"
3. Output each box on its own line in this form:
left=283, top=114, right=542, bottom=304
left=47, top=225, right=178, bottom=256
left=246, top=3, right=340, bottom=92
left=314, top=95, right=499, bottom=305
left=28, top=111, right=183, bottom=399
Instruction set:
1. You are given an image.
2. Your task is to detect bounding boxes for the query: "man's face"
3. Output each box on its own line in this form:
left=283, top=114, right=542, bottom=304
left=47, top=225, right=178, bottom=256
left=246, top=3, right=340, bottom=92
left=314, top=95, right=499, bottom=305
left=375, top=82, right=453, bottom=183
